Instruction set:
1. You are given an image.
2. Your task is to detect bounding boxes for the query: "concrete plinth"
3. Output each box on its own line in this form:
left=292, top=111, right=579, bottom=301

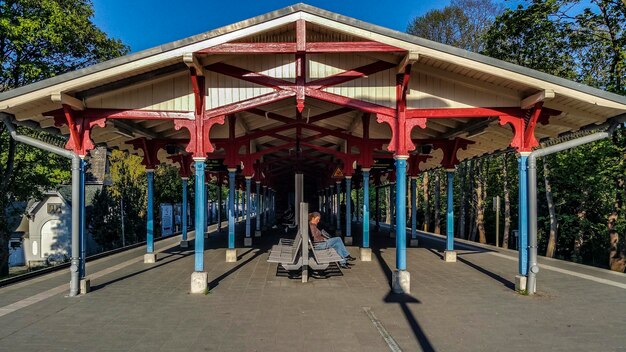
left=360, top=248, right=371, bottom=262
left=389, top=231, right=396, bottom=239
left=226, top=249, right=237, bottom=262
left=392, top=270, right=410, bottom=294
left=144, top=253, right=157, bottom=264
left=180, top=240, right=190, bottom=249
left=443, top=250, right=457, bottom=262
left=409, top=238, right=419, bottom=247
left=336, top=230, right=342, bottom=236
left=255, top=230, right=262, bottom=237
left=190, top=272, right=208, bottom=294
left=244, top=237, right=252, bottom=247
left=80, top=278, right=91, bottom=295
left=515, top=275, right=527, bottom=293
left=344, top=237, right=353, bottom=246
left=204, top=232, right=209, bottom=239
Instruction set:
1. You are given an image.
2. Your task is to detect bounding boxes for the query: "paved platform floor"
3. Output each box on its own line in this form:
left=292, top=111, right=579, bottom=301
left=1, top=221, right=625, bottom=352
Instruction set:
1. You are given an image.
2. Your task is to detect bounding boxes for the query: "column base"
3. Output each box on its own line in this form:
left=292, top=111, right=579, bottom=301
left=80, top=278, right=91, bottom=295
left=144, top=253, right=157, bottom=264
left=226, top=249, right=237, bottom=262
left=204, top=232, right=209, bottom=239
left=180, top=240, right=190, bottom=249
left=392, top=270, right=411, bottom=294
left=336, top=230, right=342, bottom=236
left=360, top=248, right=371, bottom=262
left=515, top=275, right=527, bottom=293
left=190, top=272, right=208, bottom=294
left=244, top=237, right=252, bottom=247
left=343, top=236, right=353, bottom=245
left=409, top=238, right=419, bottom=247
left=255, top=230, right=262, bottom=237
left=389, top=231, right=396, bottom=239
left=443, top=250, right=457, bottom=262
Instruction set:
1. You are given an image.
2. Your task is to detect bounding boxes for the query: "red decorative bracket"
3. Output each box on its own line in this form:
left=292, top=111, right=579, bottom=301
left=53, top=105, right=106, bottom=156
left=431, top=138, right=474, bottom=169
left=408, top=154, right=432, bottom=176
left=168, top=153, right=193, bottom=178
left=126, top=137, right=187, bottom=169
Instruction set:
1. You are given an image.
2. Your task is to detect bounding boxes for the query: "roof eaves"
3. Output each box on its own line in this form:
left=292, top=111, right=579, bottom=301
left=1, top=3, right=625, bottom=108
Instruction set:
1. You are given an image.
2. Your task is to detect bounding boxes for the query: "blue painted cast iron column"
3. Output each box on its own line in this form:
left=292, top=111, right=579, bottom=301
left=345, top=176, right=352, bottom=239
left=336, top=181, right=342, bottom=234
left=79, top=158, right=86, bottom=278
left=228, top=169, right=236, bottom=249
left=446, top=170, right=455, bottom=251
left=245, top=177, right=251, bottom=238
left=518, top=153, right=529, bottom=276
left=182, top=177, right=188, bottom=242
left=395, top=157, right=408, bottom=270
left=390, top=182, right=396, bottom=233
left=356, top=187, right=360, bottom=222
left=204, top=181, right=208, bottom=233
left=193, top=160, right=206, bottom=272
left=410, top=177, right=417, bottom=241
left=255, top=181, right=261, bottom=234
left=362, top=169, right=370, bottom=248
left=263, top=186, right=268, bottom=228
left=146, top=169, right=155, bottom=254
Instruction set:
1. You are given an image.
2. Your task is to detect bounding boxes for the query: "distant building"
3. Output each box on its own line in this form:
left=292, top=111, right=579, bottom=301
left=9, top=147, right=110, bottom=268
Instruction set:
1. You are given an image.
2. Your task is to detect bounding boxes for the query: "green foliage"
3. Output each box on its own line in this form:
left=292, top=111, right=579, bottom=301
left=88, top=187, right=120, bottom=250
left=108, top=150, right=146, bottom=243
left=0, top=0, right=129, bottom=89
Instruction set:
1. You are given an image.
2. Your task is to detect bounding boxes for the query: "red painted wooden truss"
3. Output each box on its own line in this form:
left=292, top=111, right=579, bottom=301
left=52, top=105, right=106, bottom=156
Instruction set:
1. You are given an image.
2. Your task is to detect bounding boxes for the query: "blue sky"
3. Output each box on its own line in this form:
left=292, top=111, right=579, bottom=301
left=90, top=0, right=463, bottom=53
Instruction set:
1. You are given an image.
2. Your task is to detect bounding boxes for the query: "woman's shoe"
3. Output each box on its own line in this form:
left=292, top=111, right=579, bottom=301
left=346, top=255, right=356, bottom=261
left=339, top=263, right=351, bottom=269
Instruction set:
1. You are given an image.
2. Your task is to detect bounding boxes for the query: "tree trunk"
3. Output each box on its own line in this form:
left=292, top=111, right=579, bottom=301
left=468, top=159, right=477, bottom=241
left=609, top=130, right=626, bottom=272
left=423, top=171, right=430, bottom=232
left=434, top=170, right=441, bottom=234
left=458, top=162, right=466, bottom=239
left=573, top=207, right=587, bottom=263
left=502, top=154, right=511, bottom=249
left=476, top=159, right=487, bottom=244
left=544, top=158, right=558, bottom=258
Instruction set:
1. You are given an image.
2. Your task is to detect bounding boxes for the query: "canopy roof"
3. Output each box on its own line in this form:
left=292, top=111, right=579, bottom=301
left=1, top=3, right=625, bottom=181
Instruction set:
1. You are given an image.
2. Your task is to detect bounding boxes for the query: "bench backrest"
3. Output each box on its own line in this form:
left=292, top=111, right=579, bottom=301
left=289, top=231, right=303, bottom=263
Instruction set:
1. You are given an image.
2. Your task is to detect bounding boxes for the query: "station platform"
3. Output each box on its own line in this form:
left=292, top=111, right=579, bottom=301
left=0, top=222, right=625, bottom=352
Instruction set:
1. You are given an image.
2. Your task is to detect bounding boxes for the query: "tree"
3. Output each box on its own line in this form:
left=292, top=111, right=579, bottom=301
left=109, top=150, right=146, bottom=245
left=88, top=187, right=120, bottom=250
left=407, top=0, right=503, bottom=52
left=0, top=0, right=128, bottom=276
left=502, top=153, right=512, bottom=248
left=482, top=0, right=577, bottom=79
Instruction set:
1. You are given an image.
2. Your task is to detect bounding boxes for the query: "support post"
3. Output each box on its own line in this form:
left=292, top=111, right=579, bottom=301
left=361, top=169, right=371, bottom=261
left=204, top=181, right=208, bottom=236
left=410, top=177, right=418, bottom=247
left=144, top=169, right=156, bottom=263
left=227, top=168, right=237, bottom=262
left=295, top=173, right=303, bottom=225
left=389, top=182, right=396, bottom=238
left=344, top=176, right=352, bottom=245
left=180, top=177, right=189, bottom=248
left=392, top=156, right=410, bottom=293
left=79, top=158, right=86, bottom=278
left=336, top=181, right=342, bottom=235
left=444, top=169, right=456, bottom=262
left=217, top=181, right=222, bottom=232
left=255, top=181, right=261, bottom=236
left=244, top=177, right=252, bottom=247
left=263, top=186, right=269, bottom=229
left=191, top=159, right=208, bottom=293
left=516, top=153, right=530, bottom=291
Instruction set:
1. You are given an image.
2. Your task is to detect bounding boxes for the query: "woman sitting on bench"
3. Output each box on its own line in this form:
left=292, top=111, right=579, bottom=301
left=308, top=212, right=356, bottom=269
